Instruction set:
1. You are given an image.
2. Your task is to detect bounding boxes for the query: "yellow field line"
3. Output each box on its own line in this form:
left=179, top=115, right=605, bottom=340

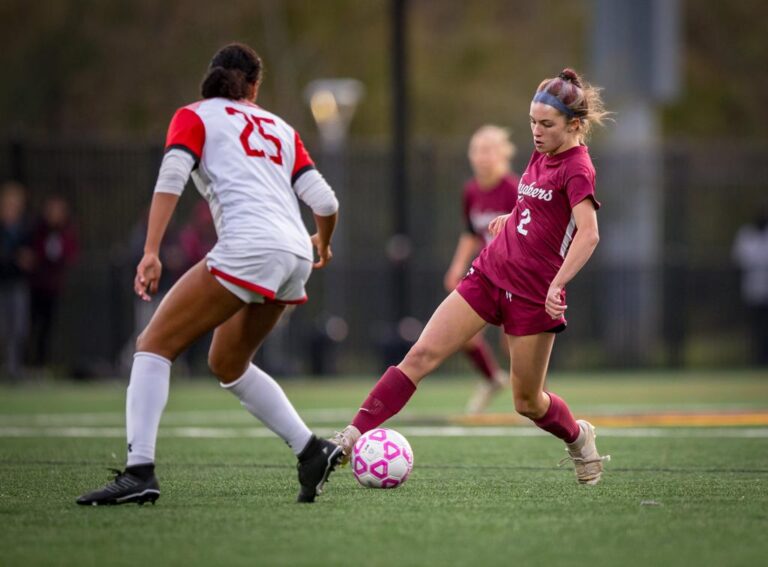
left=453, top=411, right=768, bottom=427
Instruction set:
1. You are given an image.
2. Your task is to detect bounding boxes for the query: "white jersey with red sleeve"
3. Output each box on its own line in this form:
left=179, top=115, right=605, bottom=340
left=164, top=97, right=322, bottom=263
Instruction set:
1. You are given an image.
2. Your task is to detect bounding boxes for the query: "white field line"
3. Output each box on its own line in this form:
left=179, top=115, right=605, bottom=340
left=1, top=404, right=767, bottom=427
left=0, top=409, right=354, bottom=426
left=1, top=426, right=768, bottom=439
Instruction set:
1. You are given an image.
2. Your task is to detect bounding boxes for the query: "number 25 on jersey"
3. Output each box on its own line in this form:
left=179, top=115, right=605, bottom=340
left=226, top=107, right=283, bottom=165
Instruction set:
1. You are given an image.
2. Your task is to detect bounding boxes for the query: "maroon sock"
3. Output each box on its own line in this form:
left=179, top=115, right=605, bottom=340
left=464, top=340, right=499, bottom=382
left=532, top=392, right=580, bottom=443
left=351, top=366, right=417, bottom=434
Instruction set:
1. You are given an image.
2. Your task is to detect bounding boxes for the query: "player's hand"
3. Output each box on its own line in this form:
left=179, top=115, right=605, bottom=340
left=488, top=214, right=511, bottom=237
left=443, top=268, right=464, bottom=292
left=545, top=284, right=567, bottom=319
left=311, top=233, right=333, bottom=269
left=134, top=252, right=162, bottom=301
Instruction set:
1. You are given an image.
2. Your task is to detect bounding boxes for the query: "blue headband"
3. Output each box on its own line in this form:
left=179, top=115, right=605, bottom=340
left=532, top=91, right=575, bottom=119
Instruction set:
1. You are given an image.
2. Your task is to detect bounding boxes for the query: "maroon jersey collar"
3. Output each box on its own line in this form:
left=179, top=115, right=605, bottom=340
left=543, top=144, right=588, bottom=167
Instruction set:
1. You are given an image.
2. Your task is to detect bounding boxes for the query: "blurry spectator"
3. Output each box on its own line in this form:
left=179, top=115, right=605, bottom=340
left=177, top=201, right=217, bottom=372
left=119, top=209, right=188, bottom=373
left=733, top=210, right=768, bottom=366
left=0, top=182, right=34, bottom=380
left=179, top=201, right=217, bottom=272
left=28, top=195, right=79, bottom=367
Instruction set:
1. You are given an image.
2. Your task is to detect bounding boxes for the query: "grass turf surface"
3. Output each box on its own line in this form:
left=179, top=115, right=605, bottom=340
left=1, top=370, right=767, bottom=567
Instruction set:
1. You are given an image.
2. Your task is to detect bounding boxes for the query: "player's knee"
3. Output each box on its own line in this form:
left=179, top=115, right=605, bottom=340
left=403, top=342, right=442, bottom=374
left=513, top=391, right=543, bottom=419
left=207, top=350, right=245, bottom=382
left=136, top=330, right=179, bottom=361
left=135, top=331, right=149, bottom=353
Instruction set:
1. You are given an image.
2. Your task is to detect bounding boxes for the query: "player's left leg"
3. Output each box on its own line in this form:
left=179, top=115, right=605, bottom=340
left=209, top=302, right=342, bottom=503
left=508, top=333, right=609, bottom=484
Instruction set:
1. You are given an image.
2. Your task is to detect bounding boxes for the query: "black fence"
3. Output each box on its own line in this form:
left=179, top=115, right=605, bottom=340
left=2, top=137, right=765, bottom=377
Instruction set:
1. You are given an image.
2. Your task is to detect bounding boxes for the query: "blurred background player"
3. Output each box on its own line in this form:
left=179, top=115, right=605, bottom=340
left=333, top=68, right=612, bottom=485
left=443, top=125, right=519, bottom=413
left=732, top=207, right=768, bottom=366
left=117, top=207, right=186, bottom=375
left=76, top=42, right=342, bottom=506
left=177, top=200, right=219, bottom=372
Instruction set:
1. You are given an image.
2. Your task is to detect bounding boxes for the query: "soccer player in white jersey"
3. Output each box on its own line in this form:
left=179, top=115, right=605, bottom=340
left=77, top=43, right=343, bottom=505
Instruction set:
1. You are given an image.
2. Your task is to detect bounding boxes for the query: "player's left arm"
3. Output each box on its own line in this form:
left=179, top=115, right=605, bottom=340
left=545, top=199, right=599, bottom=318
left=290, top=130, right=339, bottom=268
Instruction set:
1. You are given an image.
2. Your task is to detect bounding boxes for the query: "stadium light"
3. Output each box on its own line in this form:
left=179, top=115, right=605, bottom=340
left=304, top=79, right=365, bottom=150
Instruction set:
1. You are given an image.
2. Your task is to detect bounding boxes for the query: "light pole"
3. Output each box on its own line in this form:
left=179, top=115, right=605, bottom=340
left=305, top=79, right=364, bottom=151
left=304, top=78, right=364, bottom=373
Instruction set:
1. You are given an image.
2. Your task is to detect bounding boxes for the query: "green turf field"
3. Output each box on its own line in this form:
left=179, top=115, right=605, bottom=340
left=1, top=370, right=767, bottom=567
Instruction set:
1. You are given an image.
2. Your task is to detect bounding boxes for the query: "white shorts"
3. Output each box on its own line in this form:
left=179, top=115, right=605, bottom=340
left=206, top=247, right=312, bottom=305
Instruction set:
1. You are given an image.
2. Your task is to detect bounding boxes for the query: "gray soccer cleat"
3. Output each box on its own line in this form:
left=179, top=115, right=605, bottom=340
left=329, top=424, right=361, bottom=466
left=559, top=420, right=611, bottom=485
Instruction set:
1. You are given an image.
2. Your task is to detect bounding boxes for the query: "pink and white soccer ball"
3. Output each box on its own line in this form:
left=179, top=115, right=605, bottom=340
left=352, top=428, right=414, bottom=489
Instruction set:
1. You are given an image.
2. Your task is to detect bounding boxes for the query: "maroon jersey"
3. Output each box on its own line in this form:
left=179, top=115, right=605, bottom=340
left=463, top=174, right=520, bottom=246
left=474, top=145, right=599, bottom=303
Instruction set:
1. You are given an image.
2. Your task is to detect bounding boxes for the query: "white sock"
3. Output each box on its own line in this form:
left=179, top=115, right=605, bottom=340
left=126, top=352, right=171, bottom=467
left=222, top=364, right=312, bottom=455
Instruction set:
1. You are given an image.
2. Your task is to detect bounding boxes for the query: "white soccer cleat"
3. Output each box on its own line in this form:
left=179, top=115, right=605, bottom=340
left=465, top=371, right=507, bottom=415
left=329, top=424, right=361, bottom=466
left=559, top=420, right=611, bottom=485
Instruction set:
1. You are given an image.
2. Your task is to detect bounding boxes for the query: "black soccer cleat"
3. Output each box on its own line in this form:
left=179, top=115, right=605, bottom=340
left=76, top=465, right=160, bottom=506
left=296, top=435, right=344, bottom=503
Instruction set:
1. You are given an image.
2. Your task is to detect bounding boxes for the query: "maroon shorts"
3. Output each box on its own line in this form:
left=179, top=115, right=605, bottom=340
left=456, top=267, right=566, bottom=336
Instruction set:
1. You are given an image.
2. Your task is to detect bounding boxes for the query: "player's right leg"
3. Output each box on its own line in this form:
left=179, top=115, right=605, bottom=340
left=76, top=261, right=244, bottom=506
left=332, top=291, right=487, bottom=458
left=462, top=330, right=507, bottom=414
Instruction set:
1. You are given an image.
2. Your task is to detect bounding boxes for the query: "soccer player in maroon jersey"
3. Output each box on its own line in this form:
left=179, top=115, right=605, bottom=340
left=77, top=43, right=344, bottom=505
left=444, top=125, right=519, bottom=413
left=334, top=69, right=612, bottom=484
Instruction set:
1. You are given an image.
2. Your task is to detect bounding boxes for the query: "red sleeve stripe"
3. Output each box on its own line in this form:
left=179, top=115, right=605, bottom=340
left=165, top=107, right=205, bottom=161
left=292, top=130, right=315, bottom=178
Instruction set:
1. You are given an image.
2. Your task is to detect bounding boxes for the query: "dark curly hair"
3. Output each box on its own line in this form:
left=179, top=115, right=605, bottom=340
left=200, top=43, right=262, bottom=100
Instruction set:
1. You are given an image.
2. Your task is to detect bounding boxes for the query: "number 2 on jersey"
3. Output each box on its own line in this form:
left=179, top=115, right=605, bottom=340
left=225, top=107, right=283, bottom=165
left=517, top=208, right=531, bottom=235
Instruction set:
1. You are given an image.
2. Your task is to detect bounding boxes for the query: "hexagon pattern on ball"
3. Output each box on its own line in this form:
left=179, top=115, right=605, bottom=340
left=351, top=428, right=414, bottom=489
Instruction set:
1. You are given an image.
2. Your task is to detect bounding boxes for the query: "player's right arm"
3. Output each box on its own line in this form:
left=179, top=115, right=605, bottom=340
left=135, top=106, right=205, bottom=300
left=444, top=233, right=481, bottom=291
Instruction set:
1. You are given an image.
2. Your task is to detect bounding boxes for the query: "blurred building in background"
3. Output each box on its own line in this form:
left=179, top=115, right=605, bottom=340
left=0, top=0, right=765, bottom=376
